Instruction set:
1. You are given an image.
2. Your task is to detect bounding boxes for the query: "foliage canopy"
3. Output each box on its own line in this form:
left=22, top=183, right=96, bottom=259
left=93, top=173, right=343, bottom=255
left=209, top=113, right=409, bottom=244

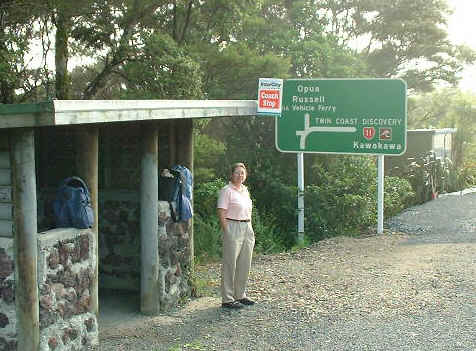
left=0, top=0, right=473, bottom=102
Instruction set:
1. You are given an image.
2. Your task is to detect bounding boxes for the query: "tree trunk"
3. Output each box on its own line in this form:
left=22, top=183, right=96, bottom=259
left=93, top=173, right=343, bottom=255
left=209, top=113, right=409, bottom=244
left=55, top=9, right=71, bottom=100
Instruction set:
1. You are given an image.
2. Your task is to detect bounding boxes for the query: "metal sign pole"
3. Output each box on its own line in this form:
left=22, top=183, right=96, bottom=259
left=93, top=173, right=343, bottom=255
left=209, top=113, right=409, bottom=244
left=297, top=152, right=305, bottom=243
left=377, top=155, right=384, bottom=234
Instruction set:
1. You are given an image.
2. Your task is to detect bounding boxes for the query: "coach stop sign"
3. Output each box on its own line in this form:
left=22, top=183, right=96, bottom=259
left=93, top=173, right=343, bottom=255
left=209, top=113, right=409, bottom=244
left=257, top=78, right=283, bottom=116
left=276, top=79, right=407, bottom=155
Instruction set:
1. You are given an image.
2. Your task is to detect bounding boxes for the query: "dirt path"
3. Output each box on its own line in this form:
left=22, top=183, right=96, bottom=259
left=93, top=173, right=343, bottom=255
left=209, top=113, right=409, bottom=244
left=95, top=192, right=476, bottom=351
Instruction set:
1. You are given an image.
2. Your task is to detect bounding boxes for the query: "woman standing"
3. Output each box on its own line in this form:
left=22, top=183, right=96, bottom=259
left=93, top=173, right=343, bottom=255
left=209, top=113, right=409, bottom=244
left=217, top=163, right=256, bottom=309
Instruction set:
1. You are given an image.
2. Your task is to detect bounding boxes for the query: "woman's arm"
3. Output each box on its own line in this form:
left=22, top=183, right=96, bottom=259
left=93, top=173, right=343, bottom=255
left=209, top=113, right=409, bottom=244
left=217, top=208, right=228, bottom=233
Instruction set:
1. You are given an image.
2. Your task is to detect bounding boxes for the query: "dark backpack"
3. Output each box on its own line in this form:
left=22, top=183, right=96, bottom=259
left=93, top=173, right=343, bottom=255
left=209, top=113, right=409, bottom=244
left=159, top=169, right=182, bottom=202
left=53, top=176, right=94, bottom=229
left=159, top=169, right=182, bottom=222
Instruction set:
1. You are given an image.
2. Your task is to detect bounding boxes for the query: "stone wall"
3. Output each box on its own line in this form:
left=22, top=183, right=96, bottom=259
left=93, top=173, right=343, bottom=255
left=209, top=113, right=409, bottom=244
left=37, top=229, right=98, bottom=350
left=99, top=194, right=191, bottom=311
left=158, top=201, right=191, bottom=311
left=38, top=190, right=192, bottom=312
left=0, top=238, right=16, bottom=350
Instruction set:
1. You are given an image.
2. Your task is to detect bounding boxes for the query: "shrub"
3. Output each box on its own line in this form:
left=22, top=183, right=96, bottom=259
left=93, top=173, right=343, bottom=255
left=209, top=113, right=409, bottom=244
left=443, top=159, right=475, bottom=192
left=248, top=178, right=297, bottom=249
left=399, top=152, right=470, bottom=203
left=304, top=185, right=371, bottom=240
left=460, top=161, right=476, bottom=187
left=303, top=156, right=416, bottom=240
left=193, top=157, right=418, bottom=260
left=193, top=214, right=223, bottom=264
left=193, top=179, right=226, bottom=263
left=383, top=176, right=415, bottom=216
left=193, top=178, right=289, bottom=261
left=194, top=178, right=226, bottom=218
left=300, top=156, right=376, bottom=240
left=368, top=176, right=415, bottom=219
left=252, top=208, right=286, bottom=255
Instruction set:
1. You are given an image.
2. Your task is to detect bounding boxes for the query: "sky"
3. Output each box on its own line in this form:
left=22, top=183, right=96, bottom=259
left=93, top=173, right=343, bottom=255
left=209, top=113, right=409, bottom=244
left=446, top=0, right=476, bottom=93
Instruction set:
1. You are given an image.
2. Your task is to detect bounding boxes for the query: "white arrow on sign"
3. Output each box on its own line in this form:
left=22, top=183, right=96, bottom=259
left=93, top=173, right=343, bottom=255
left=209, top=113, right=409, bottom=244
left=296, top=113, right=356, bottom=149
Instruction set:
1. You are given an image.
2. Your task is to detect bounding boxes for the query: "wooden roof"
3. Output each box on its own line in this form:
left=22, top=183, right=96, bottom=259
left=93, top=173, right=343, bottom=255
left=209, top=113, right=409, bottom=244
left=0, top=100, right=258, bottom=129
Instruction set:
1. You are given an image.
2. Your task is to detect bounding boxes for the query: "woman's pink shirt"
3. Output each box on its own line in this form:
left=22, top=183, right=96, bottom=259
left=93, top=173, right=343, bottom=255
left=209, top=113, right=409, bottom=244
left=217, top=183, right=252, bottom=220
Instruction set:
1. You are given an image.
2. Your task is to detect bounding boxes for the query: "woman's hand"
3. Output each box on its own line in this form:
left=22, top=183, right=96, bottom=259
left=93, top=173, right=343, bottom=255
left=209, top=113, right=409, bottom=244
left=217, top=208, right=228, bottom=233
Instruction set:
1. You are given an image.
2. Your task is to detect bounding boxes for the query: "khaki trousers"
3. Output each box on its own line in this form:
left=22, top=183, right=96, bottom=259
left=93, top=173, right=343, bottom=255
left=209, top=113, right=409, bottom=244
left=221, top=220, right=255, bottom=303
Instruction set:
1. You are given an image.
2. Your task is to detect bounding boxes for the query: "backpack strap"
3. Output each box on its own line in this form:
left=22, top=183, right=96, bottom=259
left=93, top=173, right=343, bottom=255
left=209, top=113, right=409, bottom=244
left=65, top=176, right=91, bottom=195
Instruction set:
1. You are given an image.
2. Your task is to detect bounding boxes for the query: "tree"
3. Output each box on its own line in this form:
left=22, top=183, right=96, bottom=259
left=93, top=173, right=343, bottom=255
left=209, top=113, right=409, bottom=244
left=319, top=0, right=476, bottom=92
left=3, top=0, right=474, bottom=101
left=0, top=0, right=41, bottom=103
left=120, top=32, right=204, bottom=99
left=228, top=0, right=368, bottom=79
left=70, top=0, right=170, bottom=99
left=198, top=43, right=291, bottom=100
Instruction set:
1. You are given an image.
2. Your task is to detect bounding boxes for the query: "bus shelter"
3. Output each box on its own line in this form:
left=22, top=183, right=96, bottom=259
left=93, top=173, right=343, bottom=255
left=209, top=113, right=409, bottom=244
left=0, top=99, right=257, bottom=350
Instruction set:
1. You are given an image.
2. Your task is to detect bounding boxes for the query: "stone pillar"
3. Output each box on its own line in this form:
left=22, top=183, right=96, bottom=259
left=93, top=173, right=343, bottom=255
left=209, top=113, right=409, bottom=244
left=175, top=118, right=194, bottom=270
left=75, top=126, right=99, bottom=316
left=10, top=128, right=39, bottom=351
left=140, top=123, right=159, bottom=315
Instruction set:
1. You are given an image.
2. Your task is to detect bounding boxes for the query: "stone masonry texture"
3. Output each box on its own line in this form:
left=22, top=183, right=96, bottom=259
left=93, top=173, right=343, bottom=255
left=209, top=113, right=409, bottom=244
left=0, top=238, right=16, bottom=351
left=38, top=190, right=192, bottom=313
left=37, top=229, right=98, bottom=350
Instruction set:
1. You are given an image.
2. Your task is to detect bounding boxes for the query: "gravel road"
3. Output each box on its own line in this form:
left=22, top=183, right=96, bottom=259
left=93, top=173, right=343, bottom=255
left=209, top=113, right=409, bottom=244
left=95, top=191, right=476, bottom=351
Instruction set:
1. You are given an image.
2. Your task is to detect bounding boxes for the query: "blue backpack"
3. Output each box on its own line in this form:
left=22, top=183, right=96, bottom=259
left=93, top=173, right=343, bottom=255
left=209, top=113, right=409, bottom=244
left=158, top=165, right=193, bottom=222
left=171, top=165, right=193, bottom=222
left=53, top=176, right=94, bottom=229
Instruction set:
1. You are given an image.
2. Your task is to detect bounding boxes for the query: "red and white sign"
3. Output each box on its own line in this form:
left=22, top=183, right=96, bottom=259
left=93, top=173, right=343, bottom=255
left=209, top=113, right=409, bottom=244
left=379, top=128, right=392, bottom=140
left=257, top=78, right=283, bottom=116
left=363, top=127, right=376, bottom=140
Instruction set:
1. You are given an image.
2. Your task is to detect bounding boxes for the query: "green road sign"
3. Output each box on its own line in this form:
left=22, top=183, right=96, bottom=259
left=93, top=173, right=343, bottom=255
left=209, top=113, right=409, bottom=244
left=276, top=79, right=407, bottom=155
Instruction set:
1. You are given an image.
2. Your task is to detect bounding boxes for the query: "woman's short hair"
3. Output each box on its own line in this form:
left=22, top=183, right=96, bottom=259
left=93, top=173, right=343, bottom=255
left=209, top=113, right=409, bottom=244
left=231, top=162, right=247, bottom=175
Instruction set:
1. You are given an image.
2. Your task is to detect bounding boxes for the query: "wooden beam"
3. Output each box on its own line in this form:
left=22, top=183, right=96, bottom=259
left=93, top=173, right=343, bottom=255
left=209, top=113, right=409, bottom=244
left=140, top=123, right=160, bottom=315
left=75, top=126, right=99, bottom=316
left=168, top=120, right=176, bottom=167
left=10, top=128, right=39, bottom=351
left=175, top=118, right=193, bottom=171
left=0, top=148, right=13, bottom=238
